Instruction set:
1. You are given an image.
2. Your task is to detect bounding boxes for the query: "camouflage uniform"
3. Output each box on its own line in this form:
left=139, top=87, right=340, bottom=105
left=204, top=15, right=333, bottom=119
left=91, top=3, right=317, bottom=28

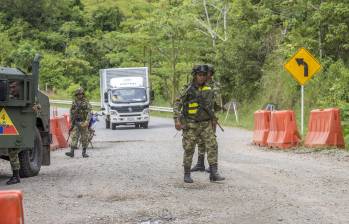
left=6, top=140, right=21, bottom=185
left=66, top=88, right=92, bottom=158
left=196, top=80, right=222, bottom=157
left=6, top=81, right=22, bottom=184
left=173, top=82, right=217, bottom=168
left=70, top=98, right=91, bottom=149
left=8, top=148, right=20, bottom=171
left=174, top=77, right=224, bottom=182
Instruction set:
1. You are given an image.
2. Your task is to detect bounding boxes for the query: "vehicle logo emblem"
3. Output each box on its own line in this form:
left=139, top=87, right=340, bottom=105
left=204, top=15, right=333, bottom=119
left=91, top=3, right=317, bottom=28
left=128, top=107, right=133, bottom=112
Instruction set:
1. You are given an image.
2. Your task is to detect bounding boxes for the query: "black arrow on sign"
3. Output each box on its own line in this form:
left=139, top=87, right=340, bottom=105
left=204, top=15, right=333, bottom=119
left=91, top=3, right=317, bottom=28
left=295, top=58, right=308, bottom=77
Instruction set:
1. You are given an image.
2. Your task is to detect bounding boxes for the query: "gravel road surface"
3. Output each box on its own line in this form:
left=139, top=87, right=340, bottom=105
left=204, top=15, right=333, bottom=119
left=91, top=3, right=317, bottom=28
left=1, top=115, right=349, bottom=224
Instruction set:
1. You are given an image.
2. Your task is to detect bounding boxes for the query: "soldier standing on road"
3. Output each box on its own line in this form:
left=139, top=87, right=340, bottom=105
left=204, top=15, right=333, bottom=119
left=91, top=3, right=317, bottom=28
left=65, top=88, right=92, bottom=158
left=191, top=64, right=223, bottom=173
left=5, top=81, right=42, bottom=185
left=173, top=65, right=225, bottom=183
left=6, top=81, right=22, bottom=185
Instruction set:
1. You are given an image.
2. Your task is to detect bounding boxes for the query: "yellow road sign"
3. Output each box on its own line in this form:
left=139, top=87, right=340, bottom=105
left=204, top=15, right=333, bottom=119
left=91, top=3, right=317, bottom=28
left=284, top=48, right=321, bottom=85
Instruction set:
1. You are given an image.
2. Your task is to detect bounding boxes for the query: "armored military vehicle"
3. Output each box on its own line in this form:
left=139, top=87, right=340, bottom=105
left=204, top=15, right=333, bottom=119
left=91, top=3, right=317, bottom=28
left=0, top=54, right=50, bottom=177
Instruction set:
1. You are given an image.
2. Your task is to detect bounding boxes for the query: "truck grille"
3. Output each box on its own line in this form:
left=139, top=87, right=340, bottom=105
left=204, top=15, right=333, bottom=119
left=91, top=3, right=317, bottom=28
left=111, top=106, right=147, bottom=113
left=120, top=114, right=141, bottom=117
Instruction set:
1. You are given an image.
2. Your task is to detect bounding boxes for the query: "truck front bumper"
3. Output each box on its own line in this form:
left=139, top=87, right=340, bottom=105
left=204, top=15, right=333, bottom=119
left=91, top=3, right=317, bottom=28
left=111, top=114, right=149, bottom=124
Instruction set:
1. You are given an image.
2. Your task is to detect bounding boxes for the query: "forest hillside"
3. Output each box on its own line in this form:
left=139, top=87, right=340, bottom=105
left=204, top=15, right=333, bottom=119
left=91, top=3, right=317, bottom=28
left=1, top=0, right=349, bottom=137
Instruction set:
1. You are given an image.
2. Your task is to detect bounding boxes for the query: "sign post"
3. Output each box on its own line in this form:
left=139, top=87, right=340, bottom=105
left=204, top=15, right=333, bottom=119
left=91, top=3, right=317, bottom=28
left=284, top=48, right=321, bottom=135
left=301, top=85, right=304, bottom=135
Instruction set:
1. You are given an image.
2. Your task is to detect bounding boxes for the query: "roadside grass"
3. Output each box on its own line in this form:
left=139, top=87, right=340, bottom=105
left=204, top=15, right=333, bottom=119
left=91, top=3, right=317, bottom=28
left=149, top=110, right=254, bottom=130
left=150, top=110, right=173, bottom=118
left=47, top=89, right=100, bottom=102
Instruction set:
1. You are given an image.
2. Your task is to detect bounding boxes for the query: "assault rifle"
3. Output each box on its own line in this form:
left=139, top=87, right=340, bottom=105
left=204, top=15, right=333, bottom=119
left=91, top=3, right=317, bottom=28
left=87, top=112, right=101, bottom=148
left=66, top=110, right=81, bottom=143
left=197, top=94, right=224, bottom=132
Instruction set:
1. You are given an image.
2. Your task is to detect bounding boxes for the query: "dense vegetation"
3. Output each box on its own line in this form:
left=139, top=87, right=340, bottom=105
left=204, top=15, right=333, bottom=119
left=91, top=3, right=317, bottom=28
left=1, top=0, right=349, bottom=137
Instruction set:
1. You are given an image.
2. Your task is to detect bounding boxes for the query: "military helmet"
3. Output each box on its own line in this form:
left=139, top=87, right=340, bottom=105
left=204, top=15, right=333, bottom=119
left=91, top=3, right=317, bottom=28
left=75, top=87, right=85, bottom=96
left=207, top=64, right=215, bottom=75
left=192, top=64, right=208, bottom=75
left=191, top=65, right=200, bottom=75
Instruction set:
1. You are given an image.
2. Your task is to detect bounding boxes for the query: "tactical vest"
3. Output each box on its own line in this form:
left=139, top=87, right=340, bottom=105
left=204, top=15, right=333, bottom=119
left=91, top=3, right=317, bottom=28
left=71, top=99, right=90, bottom=122
left=183, top=84, right=214, bottom=122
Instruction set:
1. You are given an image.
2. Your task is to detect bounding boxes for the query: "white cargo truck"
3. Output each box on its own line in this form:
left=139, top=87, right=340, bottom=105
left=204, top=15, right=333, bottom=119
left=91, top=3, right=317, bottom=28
left=100, top=67, right=152, bottom=130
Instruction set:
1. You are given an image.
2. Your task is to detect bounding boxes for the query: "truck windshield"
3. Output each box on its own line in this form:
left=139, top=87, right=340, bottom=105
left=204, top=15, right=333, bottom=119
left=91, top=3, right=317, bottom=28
left=111, top=88, right=147, bottom=103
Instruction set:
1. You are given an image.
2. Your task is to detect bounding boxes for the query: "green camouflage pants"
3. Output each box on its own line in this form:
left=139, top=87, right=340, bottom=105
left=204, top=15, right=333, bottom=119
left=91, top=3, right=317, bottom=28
left=197, top=138, right=206, bottom=156
left=8, top=148, right=20, bottom=171
left=182, top=121, right=218, bottom=168
left=70, top=124, right=89, bottom=149
left=197, top=123, right=218, bottom=156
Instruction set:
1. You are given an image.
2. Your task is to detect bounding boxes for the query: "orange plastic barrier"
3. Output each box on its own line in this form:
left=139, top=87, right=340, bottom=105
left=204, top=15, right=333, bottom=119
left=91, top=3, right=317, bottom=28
left=0, top=190, right=24, bottom=224
left=50, top=119, right=60, bottom=150
left=63, top=113, right=71, bottom=129
left=55, top=116, right=69, bottom=148
left=252, top=110, right=271, bottom=146
left=305, top=108, right=345, bottom=148
left=267, top=110, right=301, bottom=149
left=50, top=116, right=69, bottom=150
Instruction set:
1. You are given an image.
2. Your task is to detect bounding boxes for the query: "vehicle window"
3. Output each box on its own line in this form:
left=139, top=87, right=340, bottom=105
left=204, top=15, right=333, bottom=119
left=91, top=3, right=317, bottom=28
left=0, top=80, right=7, bottom=101
left=8, top=80, right=24, bottom=100
left=111, top=88, right=147, bottom=103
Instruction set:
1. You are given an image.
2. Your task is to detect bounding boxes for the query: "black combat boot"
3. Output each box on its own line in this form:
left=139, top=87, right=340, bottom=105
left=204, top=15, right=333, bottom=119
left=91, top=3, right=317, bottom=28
left=6, top=170, right=20, bottom=185
left=65, top=148, right=75, bottom=157
left=82, top=148, right=89, bottom=158
left=209, top=164, right=225, bottom=182
left=184, top=167, right=193, bottom=183
left=191, top=154, right=205, bottom=172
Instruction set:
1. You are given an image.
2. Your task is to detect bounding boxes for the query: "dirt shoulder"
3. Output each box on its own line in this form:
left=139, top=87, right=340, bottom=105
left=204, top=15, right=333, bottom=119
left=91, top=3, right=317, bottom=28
left=0, top=117, right=348, bottom=224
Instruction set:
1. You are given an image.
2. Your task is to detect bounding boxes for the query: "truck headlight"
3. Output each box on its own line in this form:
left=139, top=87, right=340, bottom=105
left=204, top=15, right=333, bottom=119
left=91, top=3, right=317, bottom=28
left=143, top=108, right=149, bottom=114
left=110, top=110, right=117, bottom=115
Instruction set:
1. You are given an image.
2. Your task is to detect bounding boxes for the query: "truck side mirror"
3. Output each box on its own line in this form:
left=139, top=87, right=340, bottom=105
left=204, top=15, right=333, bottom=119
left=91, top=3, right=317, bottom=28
left=104, top=92, right=108, bottom=103
left=0, top=80, right=7, bottom=101
left=150, top=90, right=155, bottom=101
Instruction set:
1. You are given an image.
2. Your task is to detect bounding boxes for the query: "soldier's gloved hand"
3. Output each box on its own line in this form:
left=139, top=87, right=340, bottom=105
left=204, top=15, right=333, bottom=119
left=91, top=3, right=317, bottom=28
left=175, top=119, right=182, bottom=131
left=32, top=104, right=41, bottom=112
left=80, top=121, right=89, bottom=128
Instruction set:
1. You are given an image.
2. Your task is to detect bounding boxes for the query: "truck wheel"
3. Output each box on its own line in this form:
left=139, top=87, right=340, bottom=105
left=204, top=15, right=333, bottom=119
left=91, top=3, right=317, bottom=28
left=135, top=124, right=140, bottom=128
left=106, top=119, right=110, bottom=129
left=19, top=127, right=42, bottom=178
left=142, top=122, right=149, bottom=129
left=112, top=123, right=117, bottom=130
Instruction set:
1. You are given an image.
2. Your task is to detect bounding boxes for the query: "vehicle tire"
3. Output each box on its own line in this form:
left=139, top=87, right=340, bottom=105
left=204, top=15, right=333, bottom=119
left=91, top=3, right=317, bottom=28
left=106, top=118, right=110, bottom=129
left=135, top=124, right=140, bottom=128
left=112, top=123, right=117, bottom=130
left=19, top=127, right=42, bottom=178
left=142, top=122, right=149, bottom=129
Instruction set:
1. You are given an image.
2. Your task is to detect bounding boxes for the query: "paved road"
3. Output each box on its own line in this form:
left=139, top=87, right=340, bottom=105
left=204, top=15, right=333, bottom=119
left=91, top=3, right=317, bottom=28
left=1, top=115, right=349, bottom=224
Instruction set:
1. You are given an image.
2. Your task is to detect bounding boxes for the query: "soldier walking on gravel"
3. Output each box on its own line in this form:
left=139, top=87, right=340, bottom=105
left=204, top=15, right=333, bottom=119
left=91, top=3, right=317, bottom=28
left=65, top=88, right=92, bottom=158
left=191, top=64, right=223, bottom=173
left=173, top=65, right=225, bottom=183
